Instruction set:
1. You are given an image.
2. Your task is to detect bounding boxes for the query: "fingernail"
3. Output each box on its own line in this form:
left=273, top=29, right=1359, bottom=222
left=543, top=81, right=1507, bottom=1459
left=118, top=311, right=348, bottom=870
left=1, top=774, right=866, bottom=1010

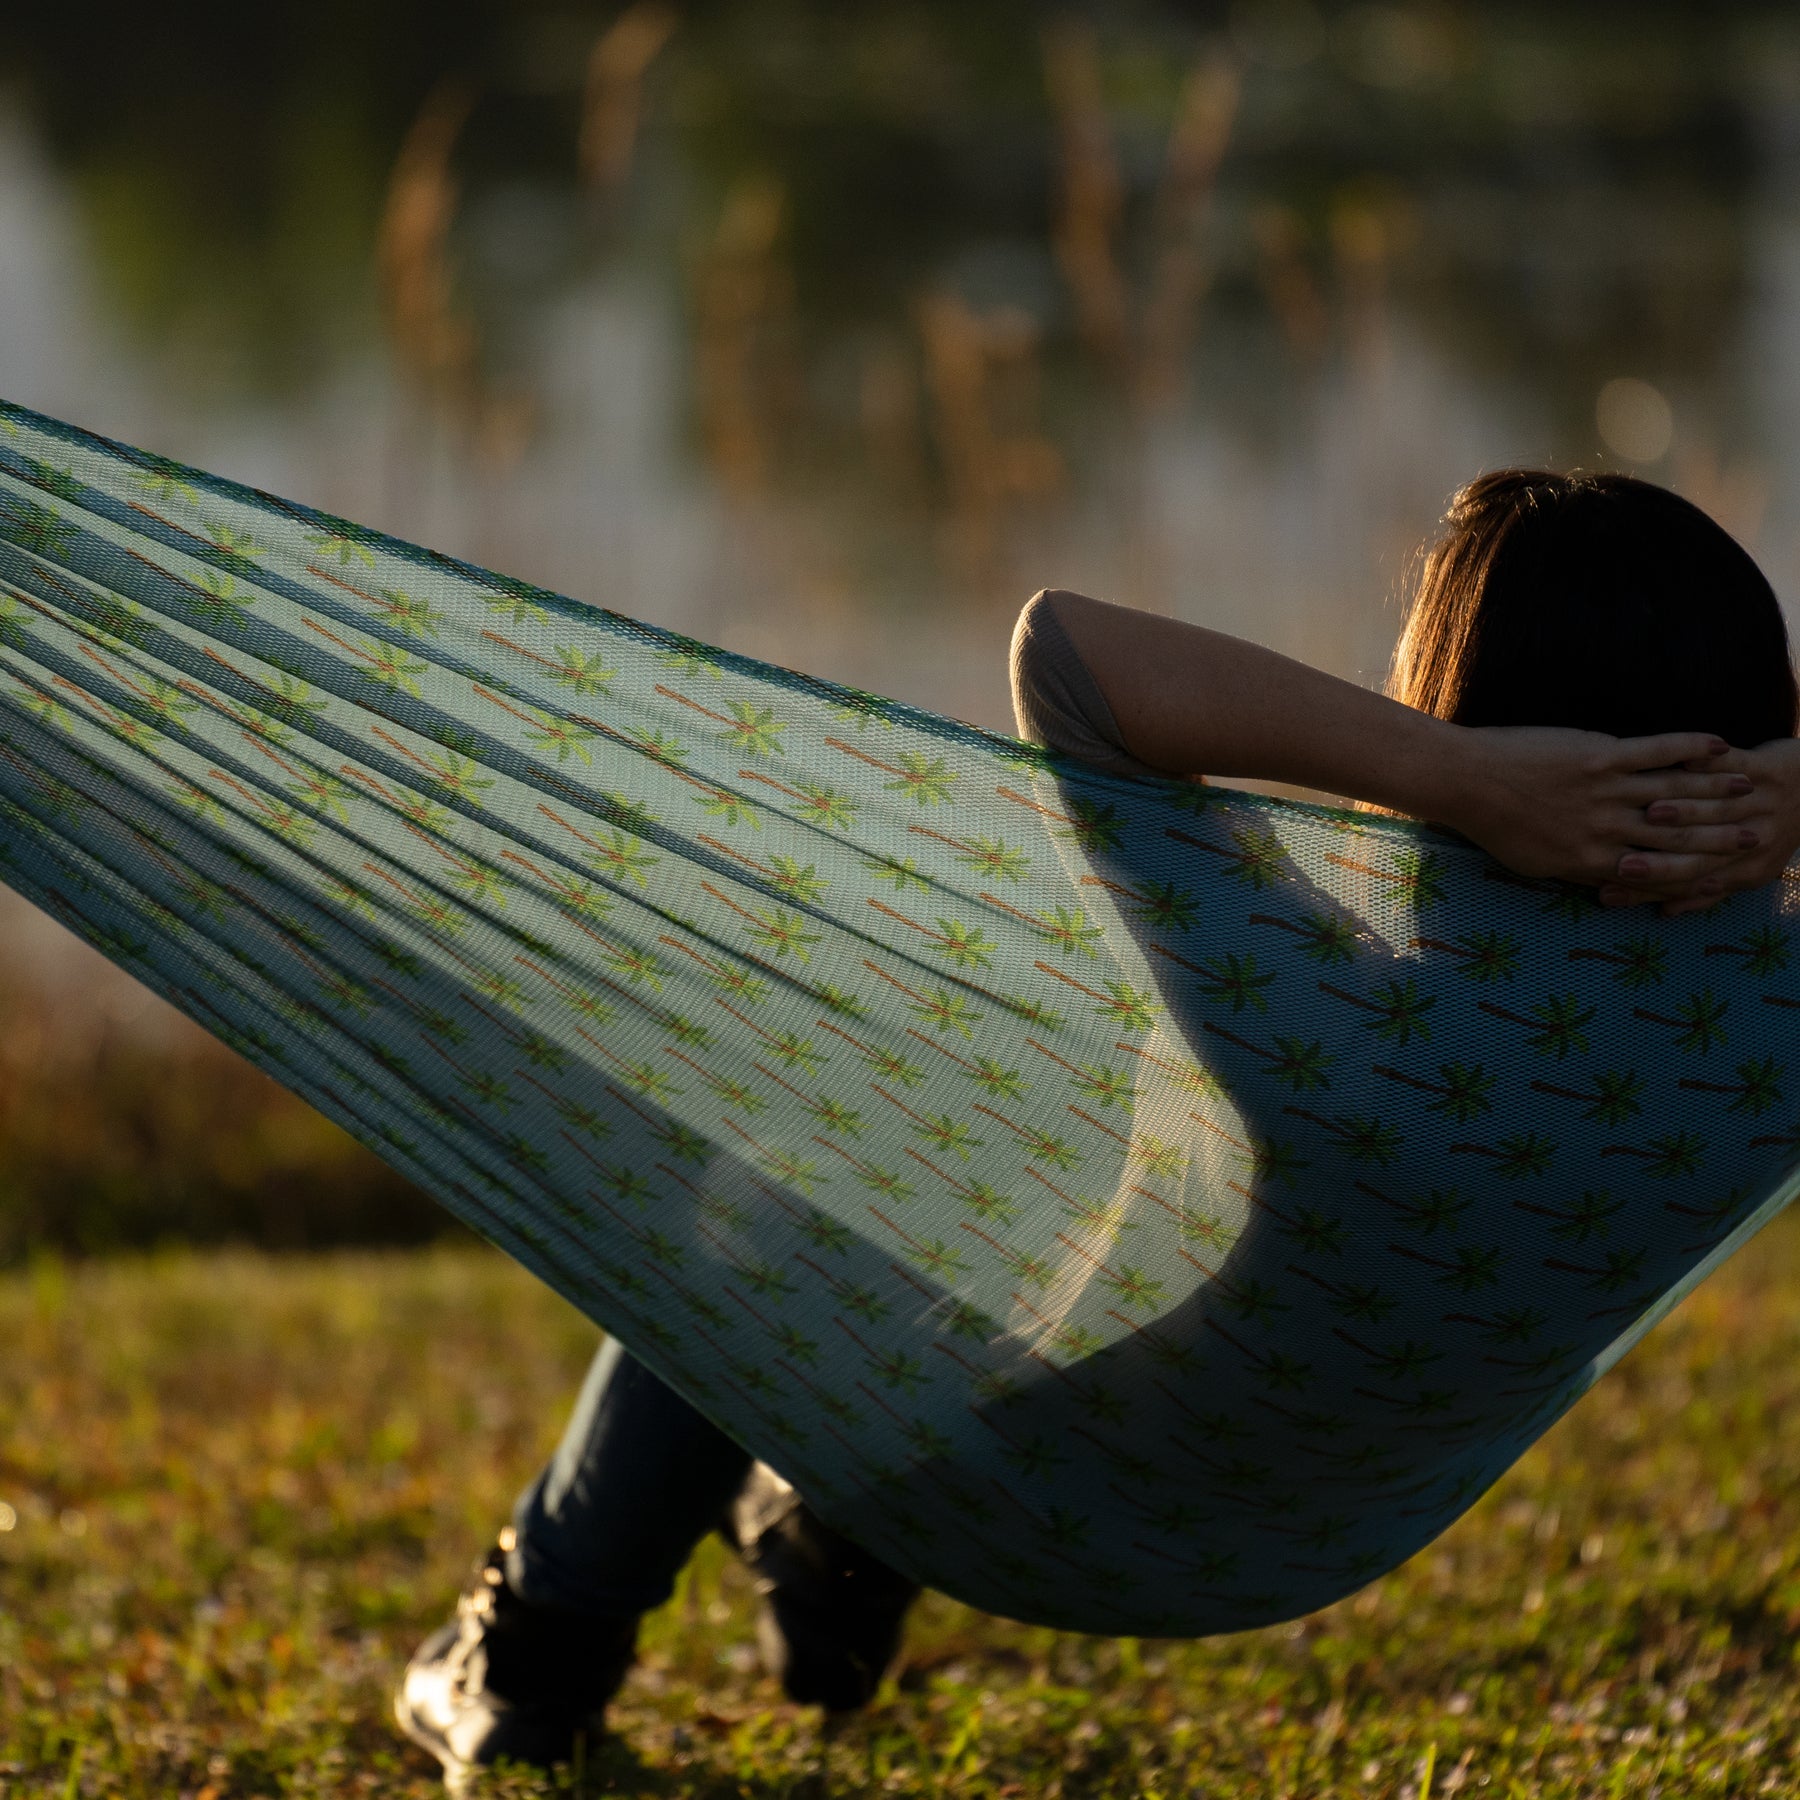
left=1647, top=802, right=1675, bottom=824
left=1710, top=738, right=1729, bottom=756
left=1619, top=856, right=1648, bottom=878
left=1700, top=880, right=1723, bottom=895
left=1729, top=775, right=1753, bottom=795
left=1739, top=829, right=1760, bottom=849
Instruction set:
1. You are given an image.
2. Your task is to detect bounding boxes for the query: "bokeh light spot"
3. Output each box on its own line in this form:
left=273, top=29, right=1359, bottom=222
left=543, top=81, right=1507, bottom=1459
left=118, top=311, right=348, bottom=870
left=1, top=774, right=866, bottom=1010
left=1597, top=378, right=1674, bottom=463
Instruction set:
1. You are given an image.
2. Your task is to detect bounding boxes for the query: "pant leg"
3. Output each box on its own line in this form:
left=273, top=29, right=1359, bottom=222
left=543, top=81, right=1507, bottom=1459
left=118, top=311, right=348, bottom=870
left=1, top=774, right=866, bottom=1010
left=506, top=1337, right=752, bottom=1618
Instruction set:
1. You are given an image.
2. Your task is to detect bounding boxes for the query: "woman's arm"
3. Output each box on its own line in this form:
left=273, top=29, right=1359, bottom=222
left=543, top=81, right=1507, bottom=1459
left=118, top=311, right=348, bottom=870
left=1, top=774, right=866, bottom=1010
left=1016, top=589, right=1761, bottom=889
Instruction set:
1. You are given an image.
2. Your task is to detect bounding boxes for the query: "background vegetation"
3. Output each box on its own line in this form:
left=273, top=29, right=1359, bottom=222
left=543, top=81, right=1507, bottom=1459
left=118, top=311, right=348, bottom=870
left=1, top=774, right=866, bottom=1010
left=1, top=0, right=1780, bottom=405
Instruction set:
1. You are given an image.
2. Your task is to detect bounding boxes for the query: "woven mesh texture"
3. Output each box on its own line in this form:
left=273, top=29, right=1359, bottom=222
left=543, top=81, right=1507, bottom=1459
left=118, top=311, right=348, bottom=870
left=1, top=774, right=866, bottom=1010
left=0, top=399, right=1796, bottom=1634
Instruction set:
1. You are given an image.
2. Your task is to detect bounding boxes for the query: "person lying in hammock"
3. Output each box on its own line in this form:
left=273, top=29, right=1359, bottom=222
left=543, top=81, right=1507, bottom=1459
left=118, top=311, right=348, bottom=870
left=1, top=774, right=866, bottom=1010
left=396, top=468, right=1800, bottom=1790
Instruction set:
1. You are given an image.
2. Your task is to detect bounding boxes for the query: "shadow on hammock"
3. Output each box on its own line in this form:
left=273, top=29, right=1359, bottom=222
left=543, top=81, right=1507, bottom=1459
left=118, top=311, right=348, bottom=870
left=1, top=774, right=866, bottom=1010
left=695, top=786, right=1800, bottom=1634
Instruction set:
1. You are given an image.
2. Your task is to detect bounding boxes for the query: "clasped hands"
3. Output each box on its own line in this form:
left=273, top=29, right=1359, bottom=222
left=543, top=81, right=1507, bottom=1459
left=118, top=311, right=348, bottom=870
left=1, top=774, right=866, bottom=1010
left=1444, top=727, right=1800, bottom=918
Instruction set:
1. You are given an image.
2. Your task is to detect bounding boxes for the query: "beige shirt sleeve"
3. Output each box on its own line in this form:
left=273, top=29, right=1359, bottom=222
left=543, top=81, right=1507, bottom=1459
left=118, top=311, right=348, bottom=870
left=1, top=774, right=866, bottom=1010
left=1008, top=589, right=1165, bottom=779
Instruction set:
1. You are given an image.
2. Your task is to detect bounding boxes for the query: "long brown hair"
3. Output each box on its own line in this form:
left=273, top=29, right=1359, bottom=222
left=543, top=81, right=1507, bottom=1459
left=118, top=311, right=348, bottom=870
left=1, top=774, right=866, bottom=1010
left=1390, top=470, right=1798, bottom=747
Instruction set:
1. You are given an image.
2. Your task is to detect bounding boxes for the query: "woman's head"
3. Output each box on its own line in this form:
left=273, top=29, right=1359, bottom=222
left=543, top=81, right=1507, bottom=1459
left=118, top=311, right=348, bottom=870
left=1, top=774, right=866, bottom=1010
left=1390, top=470, right=1798, bottom=748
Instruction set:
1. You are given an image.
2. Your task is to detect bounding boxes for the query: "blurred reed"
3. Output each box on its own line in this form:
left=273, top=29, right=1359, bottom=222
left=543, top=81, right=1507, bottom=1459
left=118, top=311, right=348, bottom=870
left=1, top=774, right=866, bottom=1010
left=1252, top=202, right=1331, bottom=362
left=694, top=177, right=795, bottom=495
left=378, top=80, right=535, bottom=476
left=373, top=19, right=1399, bottom=595
left=1330, top=197, right=1396, bottom=380
left=917, top=293, right=1065, bottom=576
left=579, top=2, right=680, bottom=196
left=1138, top=54, right=1241, bottom=409
left=858, top=338, right=928, bottom=500
left=1044, top=25, right=1247, bottom=413
left=1043, top=21, right=1132, bottom=369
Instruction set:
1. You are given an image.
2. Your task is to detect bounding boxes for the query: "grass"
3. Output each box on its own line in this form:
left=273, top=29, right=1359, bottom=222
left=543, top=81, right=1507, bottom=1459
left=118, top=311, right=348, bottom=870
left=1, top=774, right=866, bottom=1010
left=8, top=1223, right=1800, bottom=1799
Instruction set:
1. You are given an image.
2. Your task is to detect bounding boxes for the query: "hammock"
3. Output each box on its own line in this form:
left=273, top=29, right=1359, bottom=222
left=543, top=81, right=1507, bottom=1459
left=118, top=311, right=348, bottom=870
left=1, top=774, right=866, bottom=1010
left=0, top=398, right=1796, bottom=1639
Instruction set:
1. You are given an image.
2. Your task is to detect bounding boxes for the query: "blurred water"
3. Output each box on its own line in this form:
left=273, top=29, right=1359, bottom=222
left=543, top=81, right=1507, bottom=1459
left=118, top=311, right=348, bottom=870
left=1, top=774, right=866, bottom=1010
left=3, top=1, right=1800, bottom=1025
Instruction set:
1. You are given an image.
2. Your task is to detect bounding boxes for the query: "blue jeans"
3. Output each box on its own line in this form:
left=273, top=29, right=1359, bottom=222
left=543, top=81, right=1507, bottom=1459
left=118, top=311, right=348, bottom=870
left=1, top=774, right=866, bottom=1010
left=505, top=1338, right=753, bottom=1618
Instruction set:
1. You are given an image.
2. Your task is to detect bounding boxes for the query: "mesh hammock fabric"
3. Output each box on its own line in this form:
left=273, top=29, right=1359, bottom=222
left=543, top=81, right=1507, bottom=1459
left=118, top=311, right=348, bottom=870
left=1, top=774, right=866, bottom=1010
left=1, top=397, right=1797, bottom=1637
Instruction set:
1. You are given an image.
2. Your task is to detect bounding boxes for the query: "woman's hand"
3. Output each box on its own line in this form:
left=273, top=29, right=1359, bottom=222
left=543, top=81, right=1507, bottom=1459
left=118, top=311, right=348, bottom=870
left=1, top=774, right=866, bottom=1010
left=1594, top=736, right=1800, bottom=916
left=1436, top=725, right=1759, bottom=889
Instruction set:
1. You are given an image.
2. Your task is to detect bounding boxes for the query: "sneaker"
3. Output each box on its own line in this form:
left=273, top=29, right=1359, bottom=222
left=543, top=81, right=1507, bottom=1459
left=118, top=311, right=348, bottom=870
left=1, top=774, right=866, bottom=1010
left=727, top=1464, right=921, bottom=1712
left=394, top=1529, right=637, bottom=1794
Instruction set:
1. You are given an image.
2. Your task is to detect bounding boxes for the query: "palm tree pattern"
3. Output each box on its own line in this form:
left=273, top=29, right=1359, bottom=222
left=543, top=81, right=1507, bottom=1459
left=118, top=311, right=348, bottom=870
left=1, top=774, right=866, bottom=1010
left=0, top=399, right=1798, bottom=1637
